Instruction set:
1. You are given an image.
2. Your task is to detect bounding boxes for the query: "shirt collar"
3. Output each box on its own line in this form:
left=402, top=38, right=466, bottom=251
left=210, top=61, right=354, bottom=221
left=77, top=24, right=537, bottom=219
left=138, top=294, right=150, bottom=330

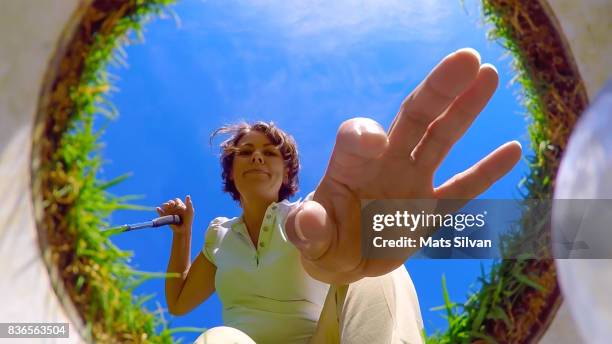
left=231, top=198, right=297, bottom=232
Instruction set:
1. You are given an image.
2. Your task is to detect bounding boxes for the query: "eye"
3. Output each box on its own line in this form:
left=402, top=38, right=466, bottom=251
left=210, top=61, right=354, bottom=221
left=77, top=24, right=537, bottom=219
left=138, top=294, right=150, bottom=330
left=264, top=150, right=278, bottom=156
left=237, top=149, right=252, bottom=156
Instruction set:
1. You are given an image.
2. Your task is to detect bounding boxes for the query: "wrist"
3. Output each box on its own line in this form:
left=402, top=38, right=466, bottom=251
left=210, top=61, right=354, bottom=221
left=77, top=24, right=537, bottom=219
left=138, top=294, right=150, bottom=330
left=173, top=227, right=192, bottom=237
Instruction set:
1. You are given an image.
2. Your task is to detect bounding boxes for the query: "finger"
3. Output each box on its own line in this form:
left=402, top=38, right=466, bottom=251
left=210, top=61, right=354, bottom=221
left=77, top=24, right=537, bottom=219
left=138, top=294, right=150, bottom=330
left=168, top=200, right=175, bottom=207
left=286, top=201, right=334, bottom=261
left=387, top=48, right=481, bottom=158
left=286, top=198, right=362, bottom=273
left=324, top=118, right=388, bottom=187
left=434, top=141, right=522, bottom=199
left=186, top=195, right=194, bottom=211
left=287, top=199, right=403, bottom=284
left=156, top=207, right=163, bottom=215
left=174, top=198, right=184, bottom=208
left=412, top=64, right=499, bottom=171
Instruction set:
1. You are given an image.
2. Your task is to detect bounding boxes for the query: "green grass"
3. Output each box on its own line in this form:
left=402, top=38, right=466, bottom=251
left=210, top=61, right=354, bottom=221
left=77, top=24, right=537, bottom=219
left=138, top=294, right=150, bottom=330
left=49, top=1, right=206, bottom=342
left=426, top=1, right=558, bottom=343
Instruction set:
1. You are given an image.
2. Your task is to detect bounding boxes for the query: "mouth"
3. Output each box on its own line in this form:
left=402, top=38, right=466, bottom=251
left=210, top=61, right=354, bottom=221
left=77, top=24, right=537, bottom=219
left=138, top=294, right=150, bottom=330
left=244, top=169, right=269, bottom=176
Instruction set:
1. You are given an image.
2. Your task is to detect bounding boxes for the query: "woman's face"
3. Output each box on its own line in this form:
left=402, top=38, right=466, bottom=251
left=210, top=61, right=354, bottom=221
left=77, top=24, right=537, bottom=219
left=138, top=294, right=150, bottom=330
left=231, top=130, right=288, bottom=202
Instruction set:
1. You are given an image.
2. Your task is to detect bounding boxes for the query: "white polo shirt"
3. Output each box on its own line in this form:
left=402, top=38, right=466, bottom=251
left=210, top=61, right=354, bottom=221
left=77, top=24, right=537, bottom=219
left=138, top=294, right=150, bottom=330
left=202, top=195, right=330, bottom=343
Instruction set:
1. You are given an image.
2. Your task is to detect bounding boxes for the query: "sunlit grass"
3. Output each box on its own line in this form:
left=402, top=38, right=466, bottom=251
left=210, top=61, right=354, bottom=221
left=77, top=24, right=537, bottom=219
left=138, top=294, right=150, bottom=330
left=426, top=1, right=562, bottom=342
left=46, top=1, right=206, bottom=342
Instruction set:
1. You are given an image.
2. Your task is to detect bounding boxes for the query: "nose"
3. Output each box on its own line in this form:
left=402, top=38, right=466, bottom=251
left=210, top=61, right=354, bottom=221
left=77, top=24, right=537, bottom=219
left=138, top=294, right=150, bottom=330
left=251, top=151, right=264, bottom=164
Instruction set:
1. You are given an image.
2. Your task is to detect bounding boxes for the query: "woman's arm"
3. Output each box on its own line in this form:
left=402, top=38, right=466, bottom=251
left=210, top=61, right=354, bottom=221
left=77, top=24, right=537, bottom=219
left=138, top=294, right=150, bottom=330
left=166, top=233, right=216, bottom=315
left=159, top=196, right=216, bottom=315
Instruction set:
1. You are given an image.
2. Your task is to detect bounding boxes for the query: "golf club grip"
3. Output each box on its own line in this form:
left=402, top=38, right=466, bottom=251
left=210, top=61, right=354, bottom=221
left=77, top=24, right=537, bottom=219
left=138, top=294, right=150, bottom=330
left=152, top=215, right=182, bottom=227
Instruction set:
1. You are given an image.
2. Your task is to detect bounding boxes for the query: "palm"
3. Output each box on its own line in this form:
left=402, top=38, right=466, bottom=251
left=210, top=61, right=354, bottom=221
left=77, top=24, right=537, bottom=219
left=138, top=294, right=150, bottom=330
left=363, top=158, right=434, bottom=198
left=286, top=48, right=522, bottom=284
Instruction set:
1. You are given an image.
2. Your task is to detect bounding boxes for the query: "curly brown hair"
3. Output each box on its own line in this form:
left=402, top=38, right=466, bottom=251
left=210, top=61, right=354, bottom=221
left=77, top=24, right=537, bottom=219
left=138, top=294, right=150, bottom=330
left=210, top=121, right=300, bottom=203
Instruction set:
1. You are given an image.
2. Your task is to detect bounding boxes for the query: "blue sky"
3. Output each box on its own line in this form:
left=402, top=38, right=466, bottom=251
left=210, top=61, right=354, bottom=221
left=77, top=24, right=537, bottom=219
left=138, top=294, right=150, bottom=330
left=98, top=0, right=531, bottom=342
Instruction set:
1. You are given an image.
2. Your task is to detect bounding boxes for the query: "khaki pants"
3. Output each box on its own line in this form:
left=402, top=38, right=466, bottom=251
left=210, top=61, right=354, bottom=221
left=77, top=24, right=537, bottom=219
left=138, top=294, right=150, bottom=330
left=310, top=265, right=424, bottom=344
left=195, top=266, right=424, bottom=344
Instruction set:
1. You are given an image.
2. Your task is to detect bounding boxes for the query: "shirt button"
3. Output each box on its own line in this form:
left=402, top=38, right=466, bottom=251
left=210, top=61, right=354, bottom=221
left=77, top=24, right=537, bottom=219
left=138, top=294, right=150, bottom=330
left=266, top=214, right=271, bottom=219
left=271, top=205, right=277, bottom=210
left=263, top=226, right=269, bottom=232
left=259, top=242, right=265, bottom=248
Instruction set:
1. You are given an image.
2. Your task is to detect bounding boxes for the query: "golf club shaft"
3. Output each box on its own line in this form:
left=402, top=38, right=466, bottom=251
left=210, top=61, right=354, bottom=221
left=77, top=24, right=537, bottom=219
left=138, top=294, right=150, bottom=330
left=107, top=215, right=182, bottom=234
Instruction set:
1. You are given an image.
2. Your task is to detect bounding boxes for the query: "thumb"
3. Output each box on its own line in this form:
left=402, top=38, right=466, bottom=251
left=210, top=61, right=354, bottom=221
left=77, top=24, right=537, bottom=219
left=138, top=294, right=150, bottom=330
left=286, top=201, right=334, bottom=261
left=186, top=195, right=194, bottom=211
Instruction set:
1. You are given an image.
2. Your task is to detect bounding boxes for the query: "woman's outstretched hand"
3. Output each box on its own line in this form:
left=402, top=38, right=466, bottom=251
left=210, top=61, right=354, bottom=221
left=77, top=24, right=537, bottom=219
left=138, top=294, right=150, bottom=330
left=157, top=196, right=195, bottom=235
left=285, top=48, right=522, bottom=284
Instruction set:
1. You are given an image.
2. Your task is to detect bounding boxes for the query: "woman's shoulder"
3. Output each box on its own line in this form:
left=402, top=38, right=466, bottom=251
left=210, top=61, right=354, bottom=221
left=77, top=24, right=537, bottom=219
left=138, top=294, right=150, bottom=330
left=203, top=216, right=240, bottom=247
left=206, top=216, right=240, bottom=233
left=203, top=216, right=239, bottom=264
left=208, top=216, right=233, bottom=228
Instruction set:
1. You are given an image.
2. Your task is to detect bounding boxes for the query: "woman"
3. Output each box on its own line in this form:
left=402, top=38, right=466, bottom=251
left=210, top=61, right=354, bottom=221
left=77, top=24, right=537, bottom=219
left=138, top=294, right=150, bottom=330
left=157, top=121, right=424, bottom=343
left=157, top=48, right=523, bottom=343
